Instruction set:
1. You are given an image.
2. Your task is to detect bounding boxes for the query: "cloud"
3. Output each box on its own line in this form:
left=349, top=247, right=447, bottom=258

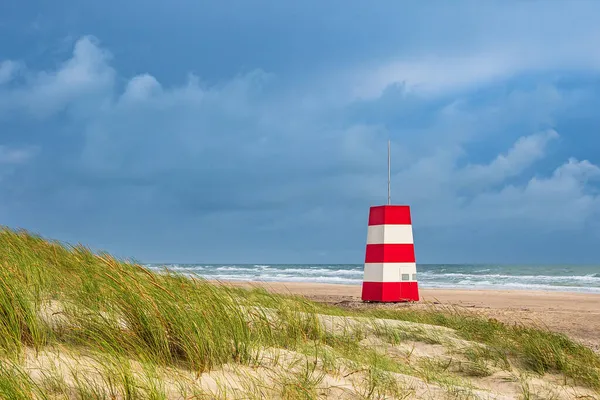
left=468, top=158, right=600, bottom=231
left=0, top=36, right=114, bottom=118
left=1, top=34, right=600, bottom=263
left=351, top=54, right=520, bottom=99
left=384, top=128, right=600, bottom=234
left=344, top=2, right=600, bottom=100
left=460, top=130, right=559, bottom=188
left=351, top=46, right=600, bottom=99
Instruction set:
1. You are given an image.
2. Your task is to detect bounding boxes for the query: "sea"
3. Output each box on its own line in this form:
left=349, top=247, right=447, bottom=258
left=143, top=263, right=600, bottom=293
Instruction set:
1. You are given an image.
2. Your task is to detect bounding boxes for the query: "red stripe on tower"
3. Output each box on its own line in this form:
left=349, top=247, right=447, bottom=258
left=368, top=205, right=412, bottom=226
left=361, top=205, right=420, bottom=302
left=364, top=244, right=416, bottom=263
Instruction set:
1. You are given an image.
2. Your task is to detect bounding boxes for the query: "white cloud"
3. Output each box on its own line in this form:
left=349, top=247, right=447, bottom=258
left=383, top=131, right=560, bottom=207
left=352, top=53, right=519, bottom=99
left=351, top=32, right=600, bottom=99
left=366, top=128, right=600, bottom=233
left=120, top=74, right=162, bottom=103
left=460, top=129, right=559, bottom=187
left=0, top=36, right=114, bottom=118
left=468, top=158, right=600, bottom=230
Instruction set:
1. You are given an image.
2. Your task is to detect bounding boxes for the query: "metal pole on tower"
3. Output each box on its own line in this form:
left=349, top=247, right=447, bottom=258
left=387, top=140, right=391, bottom=205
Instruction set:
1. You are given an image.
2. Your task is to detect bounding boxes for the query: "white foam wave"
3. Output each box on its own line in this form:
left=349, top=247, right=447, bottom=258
left=149, top=264, right=363, bottom=276
left=142, top=264, right=600, bottom=292
left=418, top=272, right=600, bottom=283
left=184, top=274, right=361, bottom=285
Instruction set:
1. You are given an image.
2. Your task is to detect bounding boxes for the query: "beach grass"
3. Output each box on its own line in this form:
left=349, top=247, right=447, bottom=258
left=1, top=226, right=599, bottom=399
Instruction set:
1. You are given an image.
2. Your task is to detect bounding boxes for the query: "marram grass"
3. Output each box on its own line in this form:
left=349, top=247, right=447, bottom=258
left=0, top=227, right=599, bottom=399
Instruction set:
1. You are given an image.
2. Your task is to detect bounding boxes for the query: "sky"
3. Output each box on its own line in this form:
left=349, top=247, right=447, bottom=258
left=1, top=1, right=600, bottom=264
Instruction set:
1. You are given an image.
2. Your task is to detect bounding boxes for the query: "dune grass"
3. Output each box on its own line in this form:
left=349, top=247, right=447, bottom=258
left=358, top=307, right=600, bottom=389
left=1, top=226, right=599, bottom=399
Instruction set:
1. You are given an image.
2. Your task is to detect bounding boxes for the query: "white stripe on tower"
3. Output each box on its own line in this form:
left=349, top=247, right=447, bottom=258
left=366, top=225, right=413, bottom=244
left=363, top=262, right=417, bottom=282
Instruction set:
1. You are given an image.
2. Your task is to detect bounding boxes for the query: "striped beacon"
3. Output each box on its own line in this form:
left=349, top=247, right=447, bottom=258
left=361, top=205, right=420, bottom=302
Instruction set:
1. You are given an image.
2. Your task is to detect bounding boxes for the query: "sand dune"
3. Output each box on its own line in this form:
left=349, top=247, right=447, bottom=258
left=223, top=281, right=600, bottom=352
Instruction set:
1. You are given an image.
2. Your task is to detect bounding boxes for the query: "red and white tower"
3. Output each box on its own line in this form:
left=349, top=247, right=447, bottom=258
left=361, top=141, right=420, bottom=302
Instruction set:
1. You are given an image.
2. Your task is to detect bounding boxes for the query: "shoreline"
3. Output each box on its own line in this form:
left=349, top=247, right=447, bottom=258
left=218, top=280, right=600, bottom=304
left=207, top=278, right=600, bottom=295
left=218, top=280, right=600, bottom=352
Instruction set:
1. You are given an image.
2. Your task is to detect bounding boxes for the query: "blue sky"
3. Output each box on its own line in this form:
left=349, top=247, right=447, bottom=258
left=2, top=1, right=600, bottom=264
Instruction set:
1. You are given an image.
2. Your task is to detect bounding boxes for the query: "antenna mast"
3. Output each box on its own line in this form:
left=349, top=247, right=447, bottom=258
left=387, top=140, right=391, bottom=205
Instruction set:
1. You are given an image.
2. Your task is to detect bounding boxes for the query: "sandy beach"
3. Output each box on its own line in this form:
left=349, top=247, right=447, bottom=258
left=226, top=281, right=600, bottom=352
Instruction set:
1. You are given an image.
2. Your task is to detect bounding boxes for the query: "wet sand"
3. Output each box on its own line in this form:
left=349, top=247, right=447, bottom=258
left=225, top=281, right=600, bottom=352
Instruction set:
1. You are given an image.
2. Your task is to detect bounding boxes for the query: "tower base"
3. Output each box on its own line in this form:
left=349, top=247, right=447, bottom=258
left=361, top=281, right=419, bottom=302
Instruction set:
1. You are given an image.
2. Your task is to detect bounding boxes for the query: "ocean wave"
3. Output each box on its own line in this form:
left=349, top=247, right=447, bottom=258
left=147, top=265, right=213, bottom=272
left=148, top=264, right=363, bottom=276
left=252, top=268, right=363, bottom=276
left=212, top=266, right=260, bottom=272
left=417, top=272, right=600, bottom=283
left=142, top=264, right=600, bottom=292
left=178, top=274, right=361, bottom=285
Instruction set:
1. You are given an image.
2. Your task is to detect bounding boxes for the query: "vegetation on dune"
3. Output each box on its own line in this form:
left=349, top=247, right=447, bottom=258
left=361, top=308, right=600, bottom=388
left=0, top=226, right=599, bottom=399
